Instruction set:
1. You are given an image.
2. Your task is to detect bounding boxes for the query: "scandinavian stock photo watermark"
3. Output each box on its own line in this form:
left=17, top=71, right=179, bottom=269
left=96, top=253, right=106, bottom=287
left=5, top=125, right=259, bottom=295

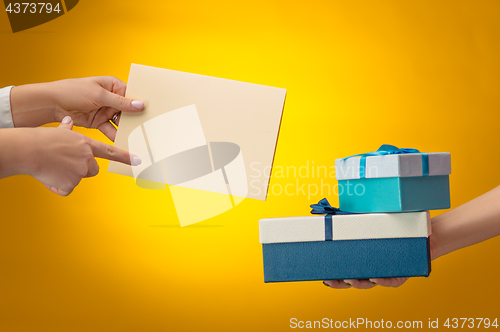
left=249, top=161, right=380, bottom=199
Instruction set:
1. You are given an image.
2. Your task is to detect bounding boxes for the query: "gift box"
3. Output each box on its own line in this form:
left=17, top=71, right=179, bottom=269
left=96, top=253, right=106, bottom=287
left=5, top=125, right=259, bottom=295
left=260, top=209, right=431, bottom=283
left=335, top=145, right=451, bottom=213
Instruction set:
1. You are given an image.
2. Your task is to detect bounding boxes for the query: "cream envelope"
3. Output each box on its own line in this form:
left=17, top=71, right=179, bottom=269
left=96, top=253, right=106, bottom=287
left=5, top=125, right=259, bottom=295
left=108, top=64, right=286, bottom=204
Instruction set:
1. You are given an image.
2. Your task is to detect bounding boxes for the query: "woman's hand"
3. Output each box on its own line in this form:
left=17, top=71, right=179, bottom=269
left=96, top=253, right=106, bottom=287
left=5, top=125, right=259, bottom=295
left=49, top=76, right=144, bottom=141
left=10, top=76, right=144, bottom=141
left=23, top=116, right=141, bottom=196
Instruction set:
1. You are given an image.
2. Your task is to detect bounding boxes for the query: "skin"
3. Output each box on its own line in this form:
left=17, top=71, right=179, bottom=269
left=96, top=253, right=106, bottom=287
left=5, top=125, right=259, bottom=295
left=9, top=76, right=142, bottom=141
left=323, top=185, right=500, bottom=289
left=0, top=76, right=144, bottom=195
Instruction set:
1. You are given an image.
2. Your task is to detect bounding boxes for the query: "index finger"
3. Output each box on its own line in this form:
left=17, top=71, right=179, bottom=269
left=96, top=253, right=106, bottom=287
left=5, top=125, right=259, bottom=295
left=88, top=139, right=140, bottom=166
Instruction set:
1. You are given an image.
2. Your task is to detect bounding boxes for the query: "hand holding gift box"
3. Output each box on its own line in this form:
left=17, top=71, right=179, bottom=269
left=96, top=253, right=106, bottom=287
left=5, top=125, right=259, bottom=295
left=259, top=145, right=451, bottom=284
left=260, top=199, right=432, bottom=283
left=260, top=146, right=500, bottom=288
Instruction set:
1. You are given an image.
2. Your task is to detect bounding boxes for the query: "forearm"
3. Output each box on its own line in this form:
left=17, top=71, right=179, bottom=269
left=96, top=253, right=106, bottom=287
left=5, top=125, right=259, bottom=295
left=10, top=83, right=57, bottom=127
left=431, top=185, right=500, bottom=259
left=0, top=128, right=34, bottom=178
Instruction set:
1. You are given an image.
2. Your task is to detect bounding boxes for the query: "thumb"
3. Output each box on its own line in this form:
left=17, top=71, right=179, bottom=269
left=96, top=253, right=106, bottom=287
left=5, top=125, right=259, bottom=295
left=59, top=116, right=74, bottom=130
left=101, top=90, right=144, bottom=112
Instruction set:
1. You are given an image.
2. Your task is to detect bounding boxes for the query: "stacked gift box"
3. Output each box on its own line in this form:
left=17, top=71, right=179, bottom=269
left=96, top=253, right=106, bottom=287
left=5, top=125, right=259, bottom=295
left=260, top=145, right=451, bottom=282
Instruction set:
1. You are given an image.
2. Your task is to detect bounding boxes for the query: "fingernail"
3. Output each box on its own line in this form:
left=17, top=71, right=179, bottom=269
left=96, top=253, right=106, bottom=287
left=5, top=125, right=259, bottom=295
left=131, top=100, right=144, bottom=109
left=62, top=116, right=72, bottom=124
left=343, top=280, right=351, bottom=286
left=369, top=279, right=377, bottom=285
left=323, top=281, right=331, bottom=288
left=132, top=156, right=142, bottom=166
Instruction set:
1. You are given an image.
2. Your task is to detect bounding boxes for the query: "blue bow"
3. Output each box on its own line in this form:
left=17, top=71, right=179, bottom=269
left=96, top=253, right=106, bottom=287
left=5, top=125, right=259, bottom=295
left=341, top=144, right=429, bottom=178
left=310, top=198, right=352, bottom=215
left=310, top=198, right=357, bottom=241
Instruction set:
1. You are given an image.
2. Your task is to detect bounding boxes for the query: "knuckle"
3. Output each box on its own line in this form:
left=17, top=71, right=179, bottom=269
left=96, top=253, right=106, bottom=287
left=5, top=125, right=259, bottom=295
left=79, top=140, right=90, bottom=153
left=79, top=169, right=87, bottom=178
left=58, top=191, right=69, bottom=197
left=79, top=135, right=89, bottom=145
left=105, top=144, right=116, bottom=158
left=61, top=181, right=77, bottom=196
left=60, top=188, right=72, bottom=196
left=118, top=96, right=128, bottom=107
left=76, top=164, right=88, bottom=178
left=84, top=150, right=94, bottom=163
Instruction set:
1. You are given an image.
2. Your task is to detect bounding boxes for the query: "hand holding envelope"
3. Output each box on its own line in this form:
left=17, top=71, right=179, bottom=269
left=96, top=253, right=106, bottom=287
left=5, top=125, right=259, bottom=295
left=0, top=76, right=144, bottom=196
left=109, top=64, right=287, bottom=226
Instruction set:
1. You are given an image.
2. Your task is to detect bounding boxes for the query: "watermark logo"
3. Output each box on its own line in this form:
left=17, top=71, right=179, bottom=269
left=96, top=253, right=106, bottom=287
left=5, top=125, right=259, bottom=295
left=250, top=161, right=369, bottom=200
left=3, top=0, right=78, bottom=33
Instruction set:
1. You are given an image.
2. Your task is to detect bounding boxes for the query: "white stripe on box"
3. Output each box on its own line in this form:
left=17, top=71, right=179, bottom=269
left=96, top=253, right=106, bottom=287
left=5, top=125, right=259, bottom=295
left=334, top=153, right=451, bottom=180
left=259, top=216, right=326, bottom=243
left=332, top=211, right=430, bottom=240
left=259, top=211, right=430, bottom=244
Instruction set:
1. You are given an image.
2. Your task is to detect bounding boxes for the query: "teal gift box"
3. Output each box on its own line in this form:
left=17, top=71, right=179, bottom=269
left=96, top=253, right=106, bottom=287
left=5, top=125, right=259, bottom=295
left=335, top=145, right=451, bottom=213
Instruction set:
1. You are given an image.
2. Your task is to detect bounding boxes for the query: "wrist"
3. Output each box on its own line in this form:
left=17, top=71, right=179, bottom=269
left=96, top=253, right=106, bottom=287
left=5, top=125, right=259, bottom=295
left=429, top=232, right=442, bottom=261
left=429, top=215, right=447, bottom=260
left=10, top=83, right=57, bottom=127
left=0, top=128, right=38, bottom=178
left=430, top=216, right=456, bottom=260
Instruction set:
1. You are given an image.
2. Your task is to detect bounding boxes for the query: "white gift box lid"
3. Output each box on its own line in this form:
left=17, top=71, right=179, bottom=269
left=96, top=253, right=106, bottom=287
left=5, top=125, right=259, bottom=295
left=335, top=152, right=451, bottom=180
left=259, top=211, right=431, bottom=244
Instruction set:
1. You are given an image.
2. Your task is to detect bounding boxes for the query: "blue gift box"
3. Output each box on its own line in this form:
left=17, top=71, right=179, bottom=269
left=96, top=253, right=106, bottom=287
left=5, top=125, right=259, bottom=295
left=335, top=145, right=451, bottom=213
left=260, top=211, right=431, bottom=283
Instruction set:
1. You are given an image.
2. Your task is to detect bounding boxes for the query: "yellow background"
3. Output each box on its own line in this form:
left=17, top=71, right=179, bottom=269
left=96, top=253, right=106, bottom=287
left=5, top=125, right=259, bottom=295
left=1, top=0, right=500, bottom=331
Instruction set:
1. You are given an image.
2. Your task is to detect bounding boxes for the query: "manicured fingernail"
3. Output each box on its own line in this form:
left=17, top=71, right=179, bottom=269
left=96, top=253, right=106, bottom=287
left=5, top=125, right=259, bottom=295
left=343, top=280, right=351, bottom=286
left=132, top=156, right=142, bottom=166
left=323, top=281, right=331, bottom=287
left=131, top=100, right=144, bottom=109
left=369, top=279, right=377, bottom=285
left=62, top=116, right=72, bottom=124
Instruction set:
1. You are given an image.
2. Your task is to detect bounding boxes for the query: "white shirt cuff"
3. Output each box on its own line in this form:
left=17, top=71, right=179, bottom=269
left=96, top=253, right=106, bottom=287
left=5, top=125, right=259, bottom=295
left=0, top=86, right=14, bottom=128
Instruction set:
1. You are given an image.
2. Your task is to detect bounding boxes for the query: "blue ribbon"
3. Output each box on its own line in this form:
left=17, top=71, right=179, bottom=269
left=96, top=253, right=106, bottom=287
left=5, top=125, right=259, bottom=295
left=310, top=198, right=357, bottom=241
left=341, top=144, right=429, bottom=179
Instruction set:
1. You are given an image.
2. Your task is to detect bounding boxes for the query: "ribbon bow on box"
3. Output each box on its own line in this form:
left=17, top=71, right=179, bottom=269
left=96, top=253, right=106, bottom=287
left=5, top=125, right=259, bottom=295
left=310, top=198, right=357, bottom=241
left=310, top=198, right=353, bottom=215
left=340, top=144, right=429, bottom=179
